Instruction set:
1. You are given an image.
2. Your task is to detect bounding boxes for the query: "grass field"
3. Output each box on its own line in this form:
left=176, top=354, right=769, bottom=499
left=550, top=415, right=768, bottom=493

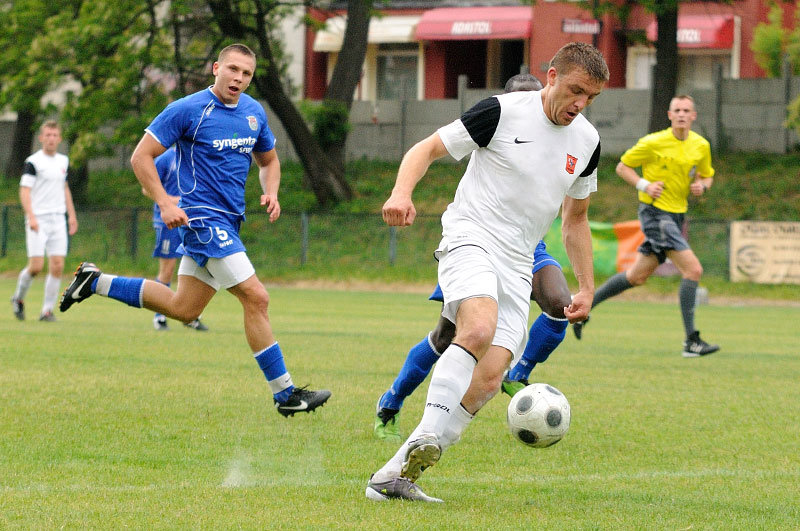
left=1, top=278, right=799, bottom=529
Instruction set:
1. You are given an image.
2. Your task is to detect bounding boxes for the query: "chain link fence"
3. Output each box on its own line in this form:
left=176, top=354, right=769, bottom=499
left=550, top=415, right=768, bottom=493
left=0, top=205, right=731, bottom=280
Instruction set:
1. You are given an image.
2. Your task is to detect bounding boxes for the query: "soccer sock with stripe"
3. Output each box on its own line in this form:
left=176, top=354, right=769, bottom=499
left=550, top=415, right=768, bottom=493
left=379, top=332, right=441, bottom=411
left=679, top=278, right=698, bottom=339
left=93, top=274, right=145, bottom=308
left=254, top=343, right=295, bottom=404
left=13, top=267, right=33, bottom=301
left=508, top=312, right=567, bottom=382
left=418, top=344, right=476, bottom=438
left=591, top=272, right=633, bottom=309
left=42, top=274, right=61, bottom=314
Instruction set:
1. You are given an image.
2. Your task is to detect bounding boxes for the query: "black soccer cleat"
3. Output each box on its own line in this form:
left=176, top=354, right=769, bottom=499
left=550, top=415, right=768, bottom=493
left=11, top=297, right=25, bottom=321
left=682, top=331, right=720, bottom=358
left=572, top=314, right=590, bottom=340
left=275, top=386, right=332, bottom=417
left=59, top=262, right=101, bottom=312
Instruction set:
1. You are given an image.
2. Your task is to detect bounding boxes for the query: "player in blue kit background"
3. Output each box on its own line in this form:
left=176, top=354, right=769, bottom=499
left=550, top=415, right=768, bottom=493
left=147, top=145, right=208, bottom=332
left=374, top=74, right=573, bottom=442
left=60, top=44, right=330, bottom=417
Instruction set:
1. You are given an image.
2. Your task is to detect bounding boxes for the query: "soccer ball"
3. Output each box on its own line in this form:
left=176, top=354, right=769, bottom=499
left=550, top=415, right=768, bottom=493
left=507, top=383, right=571, bottom=448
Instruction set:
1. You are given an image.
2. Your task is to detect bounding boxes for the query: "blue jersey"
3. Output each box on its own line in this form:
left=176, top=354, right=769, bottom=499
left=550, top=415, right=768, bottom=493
left=152, top=146, right=179, bottom=224
left=145, top=87, right=275, bottom=225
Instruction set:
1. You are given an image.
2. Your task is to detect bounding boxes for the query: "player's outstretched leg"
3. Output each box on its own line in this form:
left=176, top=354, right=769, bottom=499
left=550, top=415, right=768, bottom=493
left=59, top=262, right=102, bottom=312
left=375, top=333, right=440, bottom=441
left=502, top=313, right=567, bottom=397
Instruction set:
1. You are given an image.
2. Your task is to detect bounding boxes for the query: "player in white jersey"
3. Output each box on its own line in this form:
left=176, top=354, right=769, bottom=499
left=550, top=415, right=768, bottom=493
left=366, top=42, right=609, bottom=503
left=11, top=121, right=78, bottom=322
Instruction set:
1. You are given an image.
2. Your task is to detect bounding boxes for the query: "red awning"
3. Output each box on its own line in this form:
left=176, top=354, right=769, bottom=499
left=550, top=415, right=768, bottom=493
left=646, top=15, right=735, bottom=49
left=415, top=6, right=532, bottom=41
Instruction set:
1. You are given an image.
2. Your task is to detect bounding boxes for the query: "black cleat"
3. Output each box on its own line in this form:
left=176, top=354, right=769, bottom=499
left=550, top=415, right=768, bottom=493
left=275, top=386, right=331, bottom=417
left=682, top=331, right=720, bottom=358
left=572, top=315, right=590, bottom=340
left=59, top=262, right=101, bottom=312
left=11, top=297, right=25, bottom=321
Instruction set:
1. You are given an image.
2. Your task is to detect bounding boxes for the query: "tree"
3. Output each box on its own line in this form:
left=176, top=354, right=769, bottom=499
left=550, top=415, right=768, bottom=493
left=204, top=0, right=371, bottom=205
left=750, top=2, right=800, bottom=135
left=0, top=0, right=69, bottom=180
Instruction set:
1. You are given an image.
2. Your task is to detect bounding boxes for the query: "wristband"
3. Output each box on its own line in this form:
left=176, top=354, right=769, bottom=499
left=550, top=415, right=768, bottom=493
left=635, top=179, right=651, bottom=192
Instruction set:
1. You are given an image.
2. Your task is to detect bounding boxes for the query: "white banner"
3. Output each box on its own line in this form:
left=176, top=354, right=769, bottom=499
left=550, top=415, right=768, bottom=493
left=730, top=221, right=800, bottom=284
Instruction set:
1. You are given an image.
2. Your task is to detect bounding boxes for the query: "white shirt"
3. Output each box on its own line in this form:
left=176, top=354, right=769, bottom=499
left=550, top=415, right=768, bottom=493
left=437, top=90, right=600, bottom=270
left=20, top=150, right=70, bottom=216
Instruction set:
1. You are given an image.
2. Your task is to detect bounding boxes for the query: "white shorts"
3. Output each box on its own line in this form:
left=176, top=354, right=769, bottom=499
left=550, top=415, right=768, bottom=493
left=436, top=243, right=532, bottom=363
left=26, top=213, right=68, bottom=257
left=177, top=251, right=256, bottom=291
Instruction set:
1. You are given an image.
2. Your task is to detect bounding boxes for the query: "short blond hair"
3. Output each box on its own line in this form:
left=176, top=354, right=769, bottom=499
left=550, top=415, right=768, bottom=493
left=550, top=42, right=609, bottom=82
left=40, top=120, right=60, bottom=133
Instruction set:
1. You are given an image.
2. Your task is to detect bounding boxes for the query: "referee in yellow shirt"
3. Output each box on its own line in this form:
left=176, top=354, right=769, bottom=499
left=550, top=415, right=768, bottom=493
left=573, top=94, right=719, bottom=357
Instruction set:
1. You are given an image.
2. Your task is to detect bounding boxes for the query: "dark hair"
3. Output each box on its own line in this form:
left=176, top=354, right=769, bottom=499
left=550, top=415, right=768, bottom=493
left=218, top=43, right=256, bottom=63
left=549, top=42, right=609, bottom=82
left=504, top=73, right=543, bottom=93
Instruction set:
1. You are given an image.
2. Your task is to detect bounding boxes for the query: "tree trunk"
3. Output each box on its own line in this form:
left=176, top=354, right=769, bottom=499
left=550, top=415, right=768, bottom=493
left=68, top=163, right=89, bottom=207
left=649, top=5, right=679, bottom=133
left=324, top=0, right=372, bottom=171
left=4, top=109, right=36, bottom=180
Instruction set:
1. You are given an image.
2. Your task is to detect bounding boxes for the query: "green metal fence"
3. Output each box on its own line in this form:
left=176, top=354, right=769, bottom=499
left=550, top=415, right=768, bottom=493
left=0, top=205, right=731, bottom=280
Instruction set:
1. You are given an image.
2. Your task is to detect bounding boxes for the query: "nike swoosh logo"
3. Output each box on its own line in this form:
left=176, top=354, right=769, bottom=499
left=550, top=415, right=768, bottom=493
left=514, top=138, right=533, bottom=144
left=71, top=276, right=93, bottom=298
left=279, top=400, right=308, bottom=410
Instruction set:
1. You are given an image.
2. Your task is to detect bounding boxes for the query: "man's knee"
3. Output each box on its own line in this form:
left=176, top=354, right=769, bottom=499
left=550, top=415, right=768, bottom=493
left=454, top=323, right=495, bottom=354
left=536, top=291, right=571, bottom=319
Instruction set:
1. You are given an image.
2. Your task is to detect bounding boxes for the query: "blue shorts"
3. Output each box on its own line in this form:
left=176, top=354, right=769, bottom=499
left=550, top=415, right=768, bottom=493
left=428, top=240, right=561, bottom=302
left=152, top=223, right=183, bottom=259
left=178, top=215, right=246, bottom=268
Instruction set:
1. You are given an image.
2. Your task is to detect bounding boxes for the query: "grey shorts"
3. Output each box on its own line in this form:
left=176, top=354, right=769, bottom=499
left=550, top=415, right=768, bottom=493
left=637, top=203, right=689, bottom=264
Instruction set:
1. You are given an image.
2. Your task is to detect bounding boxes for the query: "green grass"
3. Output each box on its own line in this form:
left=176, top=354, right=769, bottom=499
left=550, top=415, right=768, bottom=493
left=2, top=278, right=799, bottom=528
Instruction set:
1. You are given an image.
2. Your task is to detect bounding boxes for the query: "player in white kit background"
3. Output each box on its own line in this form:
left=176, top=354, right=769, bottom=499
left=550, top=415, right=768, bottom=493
left=11, top=120, right=78, bottom=322
left=366, top=42, right=609, bottom=502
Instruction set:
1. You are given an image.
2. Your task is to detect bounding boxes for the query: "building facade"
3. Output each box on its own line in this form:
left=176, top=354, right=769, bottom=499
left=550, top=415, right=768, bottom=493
left=305, top=0, right=797, bottom=100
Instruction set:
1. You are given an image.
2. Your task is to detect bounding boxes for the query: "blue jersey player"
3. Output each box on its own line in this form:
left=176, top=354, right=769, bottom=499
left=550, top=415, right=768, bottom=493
left=148, top=146, right=208, bottom=332
left=60, top=44, right=330, bottom=417
left=373, top=74, right=572, bottom=442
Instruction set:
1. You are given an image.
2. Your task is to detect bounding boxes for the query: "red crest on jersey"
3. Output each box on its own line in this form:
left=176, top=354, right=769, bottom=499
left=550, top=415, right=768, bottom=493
left=565, top=154, right=578, bottom=174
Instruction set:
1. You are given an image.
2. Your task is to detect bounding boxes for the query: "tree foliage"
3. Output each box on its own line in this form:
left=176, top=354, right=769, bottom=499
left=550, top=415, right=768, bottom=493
left=0, top=0, right=371, bottom=205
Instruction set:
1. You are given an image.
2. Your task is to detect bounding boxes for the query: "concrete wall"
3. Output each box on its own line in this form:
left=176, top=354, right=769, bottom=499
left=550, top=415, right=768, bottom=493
left=2, top=75, right=799, bottom=176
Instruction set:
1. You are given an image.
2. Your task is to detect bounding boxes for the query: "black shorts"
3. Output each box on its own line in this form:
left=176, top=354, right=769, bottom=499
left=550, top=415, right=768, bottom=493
left=637, top=203, right=689, bottom=264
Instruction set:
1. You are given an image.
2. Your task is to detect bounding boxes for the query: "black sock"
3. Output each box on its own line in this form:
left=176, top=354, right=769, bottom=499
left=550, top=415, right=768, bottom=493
left=592, top=272, right=633, bottom=309
left=679, top=278, right=698, bottom=339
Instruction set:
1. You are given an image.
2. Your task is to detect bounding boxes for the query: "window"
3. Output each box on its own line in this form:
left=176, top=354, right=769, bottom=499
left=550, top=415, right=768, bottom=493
left=376, top=43, right=418, bottom=100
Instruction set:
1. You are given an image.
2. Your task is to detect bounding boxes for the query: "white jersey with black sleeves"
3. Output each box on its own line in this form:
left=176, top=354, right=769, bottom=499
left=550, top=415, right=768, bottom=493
left=437, top=89, right=600, bottom=269
left=19, top=150, right=70, bottom=216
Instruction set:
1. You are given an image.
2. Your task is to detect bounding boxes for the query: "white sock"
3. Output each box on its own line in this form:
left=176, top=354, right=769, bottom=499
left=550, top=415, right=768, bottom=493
left=94, top=274, right=117, bottom=297
left=42, top=275, right=61, bottom=314
left=440, top=404, right=475, bottom=451
left=13, top=268, right=33, bottom=301
left=418, top=344, right=476, bottom=437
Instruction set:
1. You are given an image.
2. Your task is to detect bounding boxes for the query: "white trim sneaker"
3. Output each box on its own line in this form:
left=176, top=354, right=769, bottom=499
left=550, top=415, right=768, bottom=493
left=400, top=433, right=441, bottom=482
left=365, top=476, right=443, bottom=503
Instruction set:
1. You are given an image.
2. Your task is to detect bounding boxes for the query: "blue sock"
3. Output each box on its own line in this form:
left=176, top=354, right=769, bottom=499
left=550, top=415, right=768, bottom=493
left=106, top=277, right=146, bottom=308
left=254, top=343, right=294, bottom=403
left=380, top=333, right=440, bottom=411
left=508, top=313, right=567, bottom=382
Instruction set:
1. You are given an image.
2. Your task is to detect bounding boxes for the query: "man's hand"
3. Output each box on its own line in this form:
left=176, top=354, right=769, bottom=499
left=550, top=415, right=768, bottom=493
left=564, top=290, right=593, bottom=324
left=67, top=215, right=78, bottom=236
left=645, top=180, right=665, bottom=199
left=261, top=194, right=281, bottom=223
left=28, top=214, right=39, bottom=233
left=159, top=202, right=188, bottom=229
left=689, top=180, right=706, bottom=197
left=382, top=193, right=416, bottom=226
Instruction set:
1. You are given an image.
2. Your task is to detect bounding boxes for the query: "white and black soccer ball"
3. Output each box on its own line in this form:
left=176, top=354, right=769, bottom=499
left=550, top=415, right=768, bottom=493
left=507, top=383, right=571, bottom=448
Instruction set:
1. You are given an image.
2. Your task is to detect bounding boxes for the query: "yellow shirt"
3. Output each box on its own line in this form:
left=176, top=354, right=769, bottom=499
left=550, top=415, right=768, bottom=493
left=620, top=128, right=714, bottom=213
